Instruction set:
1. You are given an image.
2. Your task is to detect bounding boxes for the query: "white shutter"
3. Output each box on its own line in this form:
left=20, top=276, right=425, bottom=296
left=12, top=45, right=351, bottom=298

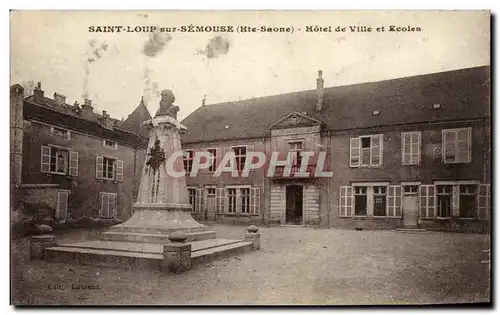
left=387, top=185, right=402, bottom=217
left=250, top=187, right=260, bottom=214
left=41, top=146, right=51, bottom=173
left=402, top=132, right=411, bottom=165
left=452, top=185, right=460, bottom=217
left=349, top=138, right=360, bottom=167
left=412, top=132, right=421, bottom=165
left=420, top=185, right=436, bottom=218
left=246, top=145, right=255, bottom=170
left=100, top=193, right=109, bottom=218
left=339, top=186, right=353, bottom=217
left=442, top=129, right=457, bottom=163
left=478, top=184, right=490, bottom=219
left=195, top=188, right=204, bottom=212
left=96, top=156, right=104, bottom=179
left=109, top=194, right=117, bottom=219
left=216, top=188, right=225, bottom=214
left=115, top=160, right=124, bottom=181
left=56, top=190, right=69, bottom=219
left=457, top=128, right=471, bottom=163
left=69, top=151, right=79, bottom=176
left=402, top=132, right=421, bottom=165
left=370, top=134, right=383, bottom=166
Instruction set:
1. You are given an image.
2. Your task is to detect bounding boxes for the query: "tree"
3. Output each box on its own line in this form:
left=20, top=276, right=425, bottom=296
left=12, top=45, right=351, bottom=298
left=21, top=80, right=36, bottom=98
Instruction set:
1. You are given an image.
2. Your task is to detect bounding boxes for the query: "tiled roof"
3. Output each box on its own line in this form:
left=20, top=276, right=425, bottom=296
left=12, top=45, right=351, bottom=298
left=181, top=65, right=490, bottom=144
left=23, top=97, right=148, bottom=148
left=121, top=98, right=152, bottom=139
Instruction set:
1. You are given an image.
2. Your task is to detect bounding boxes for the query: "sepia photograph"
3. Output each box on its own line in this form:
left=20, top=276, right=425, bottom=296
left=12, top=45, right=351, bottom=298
left=9, top=10, right=491, bottom=306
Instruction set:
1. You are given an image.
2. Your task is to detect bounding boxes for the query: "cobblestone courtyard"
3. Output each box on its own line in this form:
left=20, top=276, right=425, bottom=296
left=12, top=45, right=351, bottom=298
left=11, top=225, right=490, bottom=305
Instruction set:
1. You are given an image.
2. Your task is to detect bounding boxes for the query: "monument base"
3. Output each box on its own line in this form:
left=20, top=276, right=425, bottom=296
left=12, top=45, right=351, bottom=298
left=42, top=204, right=260, bottom=272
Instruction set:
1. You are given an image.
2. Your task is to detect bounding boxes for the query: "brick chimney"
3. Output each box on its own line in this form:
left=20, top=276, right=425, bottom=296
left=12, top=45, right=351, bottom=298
left=33, top=82, right=44, bottom=103
left=80, top=98, right=94, bottom=118
left=315, top=69, right=324, bottom=111
left=53, top=92, right=66, bottom=105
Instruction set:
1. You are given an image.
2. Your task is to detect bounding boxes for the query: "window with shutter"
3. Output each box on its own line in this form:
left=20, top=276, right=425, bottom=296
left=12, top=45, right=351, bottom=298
left=100, top=192, right=117, bottom=219
left=349, top=138, right=360, bottom=167
left=419, top=185, right=436, bottom=218
left=387, top=186, right=402, bottom=217
left=69, top=151, right=79, bottom=176
left=115, top=160, right=124, bottom=181
left=350, top=135, right=383, bottom=167
left=402, top=131, right=421, bottom=165
left=339, top=186, right=353, bottom=217
left=442, top=128, right=471, bottom=163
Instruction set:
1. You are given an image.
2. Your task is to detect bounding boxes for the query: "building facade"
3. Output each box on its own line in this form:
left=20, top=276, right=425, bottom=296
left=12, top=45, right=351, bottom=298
left=10, top=83, right=150, bottom=222
left=180, top=66, right=491, bottom=233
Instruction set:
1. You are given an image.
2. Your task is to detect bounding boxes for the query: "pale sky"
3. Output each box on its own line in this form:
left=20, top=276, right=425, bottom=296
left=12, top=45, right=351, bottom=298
left=10, top=10, right=490, bottom=121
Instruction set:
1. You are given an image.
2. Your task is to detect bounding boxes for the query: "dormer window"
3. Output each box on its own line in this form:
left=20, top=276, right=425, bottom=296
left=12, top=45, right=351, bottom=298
left=50, top=126, right=70, bottom=140
left=103, top=139, right=118, bottom=150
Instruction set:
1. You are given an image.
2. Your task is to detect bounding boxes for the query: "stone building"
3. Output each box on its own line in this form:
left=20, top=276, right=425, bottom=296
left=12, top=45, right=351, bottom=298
left=10, top=83, right=151, bottom=222
left=180, top=65, right=491, bottom=232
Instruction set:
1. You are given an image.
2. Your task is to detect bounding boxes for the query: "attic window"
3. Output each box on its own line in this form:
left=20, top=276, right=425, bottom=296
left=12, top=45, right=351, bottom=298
left=103, top=139, right=118, bottom=150
left=433, top=104, right=441, bottom=109
left=372, top=110, right=380, bottom=116
left=50, top=126, right=70, bottom=140
left=224, top=125, right=231, bottom=130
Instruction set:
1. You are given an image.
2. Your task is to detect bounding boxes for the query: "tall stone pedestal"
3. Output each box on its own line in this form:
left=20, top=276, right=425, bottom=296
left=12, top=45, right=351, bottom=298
left=41, top=90, right=259, bottom=272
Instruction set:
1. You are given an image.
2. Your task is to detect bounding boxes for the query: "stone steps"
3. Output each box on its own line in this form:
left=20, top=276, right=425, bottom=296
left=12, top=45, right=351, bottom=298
left=191, top=241, right=253, bottom=267
left=44, top=239, right=254, bottom=271
left=108, top=225, right=208, bottom=235
left=101, top=230, right=216, bottom=243
left=44, top=246, right=163, bottom=270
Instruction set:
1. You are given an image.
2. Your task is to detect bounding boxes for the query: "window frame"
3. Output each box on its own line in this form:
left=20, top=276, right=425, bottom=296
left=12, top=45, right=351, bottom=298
left=103, top=139, right=118, bottom=150
left=41, top=145, right=78, bottom=176
left=183, top=150, right=194, bottom=174
left=206, top=148, right=217, bottom=172
left=99, top=192, right=117, bottom=219
left=224, top=185, right=254, bottom=215
left=349, top=134, right=383, bottom=168
left=50, top=126, right=71, bottom=140
left=231, top=146, right=247, bottom=172
left=401, top=131, right=422, bottom=165
left=442, top=127, right=472, bottom=164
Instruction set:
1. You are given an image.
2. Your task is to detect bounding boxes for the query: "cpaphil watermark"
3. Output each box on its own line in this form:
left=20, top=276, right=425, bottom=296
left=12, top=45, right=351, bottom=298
left=165, top=151, right=332, bottom=178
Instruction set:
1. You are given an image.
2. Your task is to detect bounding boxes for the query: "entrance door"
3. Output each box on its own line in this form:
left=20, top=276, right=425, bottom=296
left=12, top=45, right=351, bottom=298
left=286, top=185, right=303, bottom=225
left=402, top=185, right=419, bottom=227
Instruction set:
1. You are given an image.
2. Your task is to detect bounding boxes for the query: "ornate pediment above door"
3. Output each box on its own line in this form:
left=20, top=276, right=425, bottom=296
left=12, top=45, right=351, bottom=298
left=270, top=111, right=323, bottom=130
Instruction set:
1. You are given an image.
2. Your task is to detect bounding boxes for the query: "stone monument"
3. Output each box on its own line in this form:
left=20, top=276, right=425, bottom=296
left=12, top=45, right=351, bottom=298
left=41, top=89, right=260, bottom=272
left=105, top=89, right=211, bottom=239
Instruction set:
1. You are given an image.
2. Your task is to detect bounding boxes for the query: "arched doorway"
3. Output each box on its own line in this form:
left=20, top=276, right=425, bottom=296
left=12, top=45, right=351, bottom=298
left=286, top=185, right=303, bottom=225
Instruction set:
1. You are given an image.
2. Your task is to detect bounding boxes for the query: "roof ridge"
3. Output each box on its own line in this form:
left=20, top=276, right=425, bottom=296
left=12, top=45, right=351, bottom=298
left=202, top=65, right=490, bottom=107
